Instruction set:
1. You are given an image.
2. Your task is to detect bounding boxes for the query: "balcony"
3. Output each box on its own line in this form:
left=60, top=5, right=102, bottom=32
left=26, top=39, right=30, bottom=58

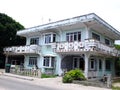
left=4, top=45, right=41, bottom=55
left=54, top=39, right=119, bottom=57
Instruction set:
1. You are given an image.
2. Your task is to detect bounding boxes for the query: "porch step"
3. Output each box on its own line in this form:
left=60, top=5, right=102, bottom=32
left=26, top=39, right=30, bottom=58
left=73, top=79, right=108, bottom=88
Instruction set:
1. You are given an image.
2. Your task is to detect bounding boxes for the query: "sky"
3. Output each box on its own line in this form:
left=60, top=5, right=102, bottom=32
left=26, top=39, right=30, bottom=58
left=0, top=0, right=120, bottom=29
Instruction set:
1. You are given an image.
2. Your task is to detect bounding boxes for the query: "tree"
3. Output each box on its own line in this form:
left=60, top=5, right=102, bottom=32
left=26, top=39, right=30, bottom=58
left=114, top=44, right=120, bottom=50
left=0, top=13, right=26, bottom=68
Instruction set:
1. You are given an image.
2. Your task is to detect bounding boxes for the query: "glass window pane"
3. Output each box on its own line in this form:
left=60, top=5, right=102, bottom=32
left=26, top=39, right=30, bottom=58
left=30, top=38, right=39, bottom=45
left=45, top=34, right=51, bottom=44
left=43, top=57, right=50, bottom=67
left=66, top=32, right=81, bottom=42
left=51, top=57, right=55, bottom=67
left=74, top=32, right=77, bottom=41
left=92, top=33, right=100, bottom=41
left=105, top=39, right=110, bottom=45
left=105, top=60, right=111, bottom=70
left=53, top=34, right=56, bottom=42
left=78, top=32, right=81, bottom=41
left=29, top=57, right=37, bottom=66
left=99, top=59, right=102, bottom=70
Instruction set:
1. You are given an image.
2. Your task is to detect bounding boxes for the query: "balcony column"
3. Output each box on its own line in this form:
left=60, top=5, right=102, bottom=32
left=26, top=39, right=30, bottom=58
left=84, top=53, right=90, bottom=79
left=85, top=27, right=90, bottom=39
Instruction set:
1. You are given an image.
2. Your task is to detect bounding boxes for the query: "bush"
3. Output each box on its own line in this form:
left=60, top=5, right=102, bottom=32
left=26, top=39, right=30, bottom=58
left=62, top=69, right=86, bottom=83
left=62, top=74, right=73, bottom=83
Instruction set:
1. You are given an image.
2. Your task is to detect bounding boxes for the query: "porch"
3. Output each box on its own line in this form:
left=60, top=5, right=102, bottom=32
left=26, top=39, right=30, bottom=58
left=60, top=54, right=115, bottom=79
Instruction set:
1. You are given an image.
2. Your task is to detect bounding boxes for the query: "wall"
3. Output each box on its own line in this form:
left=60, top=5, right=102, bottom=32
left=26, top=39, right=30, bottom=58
left=89, top=29, right=114, bottom=46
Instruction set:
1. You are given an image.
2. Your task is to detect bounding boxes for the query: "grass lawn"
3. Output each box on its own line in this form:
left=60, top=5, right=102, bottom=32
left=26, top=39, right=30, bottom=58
left=41, top=74, right=57, bottom=78
left=112, top=86, right=120, bottom=90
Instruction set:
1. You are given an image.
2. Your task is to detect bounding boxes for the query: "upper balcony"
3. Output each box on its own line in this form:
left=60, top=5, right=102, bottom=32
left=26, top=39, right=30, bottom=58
left=4, top=45, right=41, bottom=55
left=54, top=39, right=120, bottom=57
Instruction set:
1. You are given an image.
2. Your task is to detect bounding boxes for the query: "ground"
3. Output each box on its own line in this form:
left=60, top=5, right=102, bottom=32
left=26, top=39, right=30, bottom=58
left=0, top=69, right=111, bottom=90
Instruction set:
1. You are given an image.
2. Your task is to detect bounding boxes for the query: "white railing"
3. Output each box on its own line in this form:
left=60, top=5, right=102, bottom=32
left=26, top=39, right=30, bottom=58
left=54, top=39, right=119, bottom=56
left=10, top=67, right=41, bottom=78
left=4, top=45, right=41, bottom=55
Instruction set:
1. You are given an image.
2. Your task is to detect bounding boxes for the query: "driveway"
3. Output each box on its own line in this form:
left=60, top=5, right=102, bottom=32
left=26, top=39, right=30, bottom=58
left=0, top=71, right=111, bottom=90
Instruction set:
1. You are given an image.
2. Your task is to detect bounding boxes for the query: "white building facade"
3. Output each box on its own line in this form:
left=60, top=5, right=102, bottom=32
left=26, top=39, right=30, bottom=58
left=4, top=13, right=120, bottom=78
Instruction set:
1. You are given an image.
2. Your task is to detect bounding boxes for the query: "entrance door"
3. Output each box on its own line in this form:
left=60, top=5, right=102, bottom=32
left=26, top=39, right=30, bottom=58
left=73, top=57, right=84, bottom=70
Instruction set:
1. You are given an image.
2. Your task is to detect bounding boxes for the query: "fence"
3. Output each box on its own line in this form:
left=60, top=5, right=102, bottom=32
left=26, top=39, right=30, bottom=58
left=10, top=68, right=41, bottom=78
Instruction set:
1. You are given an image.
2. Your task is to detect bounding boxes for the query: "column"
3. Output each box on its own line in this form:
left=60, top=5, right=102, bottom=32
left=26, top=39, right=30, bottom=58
left=84, top=53, right=90, bottom=78
left=5, top=55, right=8, bottom=64
left=112, top=58, right=115, bottom=77
left=85, top=27, right=90, bottom=39
left=102, top=58, right=105, bottom=76
left=49, top=57, right=52, bottom=67
left=97, top=59, right=99, bottom=77
left=57, top=55, right=63, bottom=76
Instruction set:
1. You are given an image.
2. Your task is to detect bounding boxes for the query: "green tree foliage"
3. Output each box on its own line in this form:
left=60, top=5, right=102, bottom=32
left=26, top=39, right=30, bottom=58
left=0, top=13, right=26, bottom=68
left=114, top=44, right=120, bottom=50
left=0, top=13, right=25, bottom=47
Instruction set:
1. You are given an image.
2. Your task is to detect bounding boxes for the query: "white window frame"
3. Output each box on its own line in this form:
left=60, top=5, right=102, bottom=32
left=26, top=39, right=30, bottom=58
left=105, top=38, right=110, bottom=46
left=66, top=32, right=81, bottom=42
left=30, top=37, right=39, bottom=45
left=29, top=57, right=37, bottom=66
left=92, top=32, right=100, bottom=41
left=73, top=57, right=79, bottom=69
left=43, top=56, right=55, bottom=68
left=44, top=33, right=56, bottom=44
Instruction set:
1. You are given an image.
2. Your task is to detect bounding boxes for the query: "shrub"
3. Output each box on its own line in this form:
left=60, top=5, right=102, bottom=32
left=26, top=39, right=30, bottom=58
left=62, top=74, right=73, bottom=83
left=62, top=69, right=86, bottom=83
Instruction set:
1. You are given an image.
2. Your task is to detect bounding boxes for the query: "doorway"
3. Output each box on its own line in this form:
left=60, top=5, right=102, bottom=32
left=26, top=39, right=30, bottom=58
left=73, top=57, right=84, bottom=70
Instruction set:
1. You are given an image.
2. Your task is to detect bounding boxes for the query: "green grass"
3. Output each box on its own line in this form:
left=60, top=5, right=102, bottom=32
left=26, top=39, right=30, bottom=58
left=112, top=86, right=120, bottom=90
left=41, top=74, right=57, bottom=78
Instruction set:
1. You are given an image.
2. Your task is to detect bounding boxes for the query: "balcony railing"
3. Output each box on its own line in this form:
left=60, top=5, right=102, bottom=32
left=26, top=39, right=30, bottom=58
left=4, top=45, right=41, bottom=55
left=54, top=39, right=119, bottom=57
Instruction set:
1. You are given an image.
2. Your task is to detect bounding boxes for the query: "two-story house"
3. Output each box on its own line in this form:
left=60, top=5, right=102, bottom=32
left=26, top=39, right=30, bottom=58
left=4, top=13, right=120, bottom=78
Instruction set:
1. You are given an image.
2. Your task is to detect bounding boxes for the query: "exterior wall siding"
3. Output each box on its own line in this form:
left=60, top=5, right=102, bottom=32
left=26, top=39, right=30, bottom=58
left=89, top=29, right=114, bottom=46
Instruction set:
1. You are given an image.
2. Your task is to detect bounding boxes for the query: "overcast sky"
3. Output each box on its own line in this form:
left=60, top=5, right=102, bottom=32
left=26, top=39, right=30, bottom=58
left=0, top=0, right=120, bottom=31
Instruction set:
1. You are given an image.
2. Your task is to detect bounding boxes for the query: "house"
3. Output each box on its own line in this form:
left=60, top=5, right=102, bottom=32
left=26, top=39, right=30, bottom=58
left=4, top=13, right=120, bottom=79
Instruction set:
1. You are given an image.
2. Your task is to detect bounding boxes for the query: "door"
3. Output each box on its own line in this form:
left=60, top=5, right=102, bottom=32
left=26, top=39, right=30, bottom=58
left=73, top=57, right=84, bottom=70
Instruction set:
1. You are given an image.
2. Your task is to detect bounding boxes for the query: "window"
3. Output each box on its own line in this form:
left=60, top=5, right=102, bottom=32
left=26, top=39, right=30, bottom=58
left=45, top=34, right=56, bottom=44
left=90, top=59, right=95, bottom=70
left=30, top=37, right=39, bottom=45
left=99, top=59, right=102, bottom=70
left=106, top=60, right=111, bottom=70
left=66, top=32, right=81, bottom=42
left=45, top=34, right=51, bottom=44
left=53, top=34, right=56, bottom=43
left=92, top=33, right=100, bottom=41
left=43, top=57, right=49, bottom=66
left=29, top=57, right=37, bottom=66
left=105, top=39, right=110, bottom=45
left=73, top=58, right=78, bottom=69
left=43, top=57, right=55, bottom=67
